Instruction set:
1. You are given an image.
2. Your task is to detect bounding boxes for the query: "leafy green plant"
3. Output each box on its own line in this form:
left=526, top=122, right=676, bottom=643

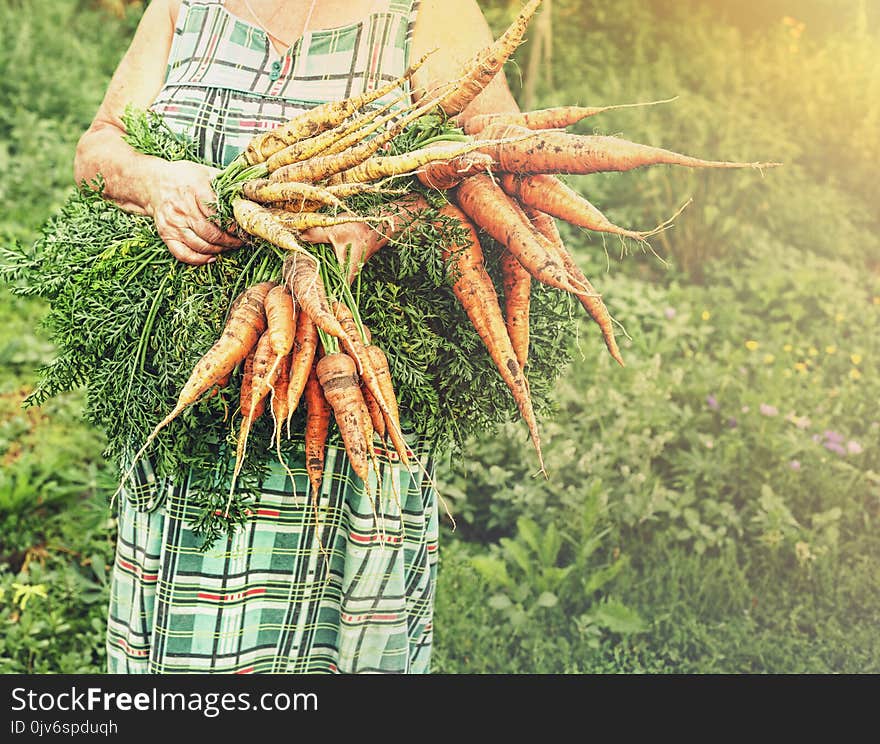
left=470, top=490, right=644, bottom=647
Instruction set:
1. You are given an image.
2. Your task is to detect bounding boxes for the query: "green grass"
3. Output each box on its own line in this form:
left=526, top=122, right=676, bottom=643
left=1, top=0, right=878, bottom=673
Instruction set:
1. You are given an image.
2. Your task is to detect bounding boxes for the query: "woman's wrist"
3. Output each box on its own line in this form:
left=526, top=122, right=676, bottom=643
left=74, top=122, right=163, bottom=216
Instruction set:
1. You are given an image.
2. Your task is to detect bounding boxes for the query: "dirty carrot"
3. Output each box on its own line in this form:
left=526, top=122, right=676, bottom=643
left=438, top=0, right=543, bottom=117
left=265, top=285, right=296, bottom=357
left=111, top=280, right=273, bottom=504
left=363, top=343, right=409, bottom=466
left=270, top=350, right=295, bottom=488
left=264, top=92, right=405, bottom=172
left=479, top=123, right=782, bottom=174
left=232, top=198, right=311, bottom=253
left=331, top=140, right=487, bottom=185
left=269, top=93, right=441, bottom=185
left=316, top=352, right=372, bottom=482
left=439, top=203, right=546, bottom=475
left=304, top=362, right=331, bottom=500
left=362, top=384, right=386, bottom=440
left=416, top=148, right=494, bottom=190
left=454, top=174, right=593, bottom=296
left=281, top=251, right=358, bottom=361
left=500, top=173, right=651, bottom=241
left=525, top=205, right=625, bottom=366
left=226, top=330, right=280, bottom=513
left=500, top=249, right=531, bottom=371
left=263, top=283, right=296, bottom=396
left=462, top=97, right=677, bottom=135
left=270, top=211, right=387, bottom=232
left=286, top=311, right=319, bottom=432
left=240, top=180, right=345, bottom=210
left=244, top=52, right=430, bottom=164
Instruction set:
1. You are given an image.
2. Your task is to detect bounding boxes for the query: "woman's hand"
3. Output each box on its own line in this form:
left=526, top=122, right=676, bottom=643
left=145, top=159, right=243, bottom=265
left=300, top=220, right=380, bottom=282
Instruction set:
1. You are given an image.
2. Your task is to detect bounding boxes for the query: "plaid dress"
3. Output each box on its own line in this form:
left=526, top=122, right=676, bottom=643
left=106, top=0, right=440, bottom=674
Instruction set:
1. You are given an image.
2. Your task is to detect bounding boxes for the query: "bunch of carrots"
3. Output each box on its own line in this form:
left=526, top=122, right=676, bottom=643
left=118, top=0, right=777, bottom=518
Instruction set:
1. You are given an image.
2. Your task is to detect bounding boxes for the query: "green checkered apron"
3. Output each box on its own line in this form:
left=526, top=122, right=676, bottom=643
left=106, top=0, right=440, bottom=674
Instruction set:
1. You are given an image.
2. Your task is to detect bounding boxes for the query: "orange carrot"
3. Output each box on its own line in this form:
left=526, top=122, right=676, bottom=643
left=363, top=344, right=409, bottom=466
left=271, top=352, right=292, bottom=434
left=227, top=330, right=280, bottom=510
left=333, top=302, right=413, bottom=466
left=270, top=349, right=294, bottom=486
left=500, top=173, right=651, bottom=241
left=113, top=281, right=273, bottom=499
left=362, top=384, right=386, bottom=441
left=438, top=0, right=543, bottom=117
left=462, top=97, right=677, bottom=135
left=264, top=285, right=296, bottom=357
left=500, top=249, right=531, bottom=371
left=285, top=311, right=319, bottom=430
left=479, top=123, right=781, bottom=174
left=176, top=281, right=272, bottom=416
left=263, top=284, right=296, bottom=401
left=315, top=352, right=372, bottom=482
left=281, top=251, right=358, bottom=361
left=438, top=203, right=546, bottom=474
left=454, top=174, right=591, bottom=295
left=525, top=206, right=625, bottom=366
left=250, top=325, right=285, bottom=412
left=304, top=362, right=331, bottom=500
left=238, top=343, right=266, bottom=422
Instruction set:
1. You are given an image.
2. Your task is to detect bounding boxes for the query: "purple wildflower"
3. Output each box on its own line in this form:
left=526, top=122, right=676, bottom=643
left=789, top=460, right=801, bottom=471
left=706, top=394, right=720, bottom=411
left=823, top=441, right=847, bottom=456
left=759, top=403, right=779, bottom=417
left=847, top=441, right=863, bottom=455
left=823, top=429, right=844, bottom=444
left=727, top=417, right=738, bottom=429
left=664, top=307, right=676, bottom=320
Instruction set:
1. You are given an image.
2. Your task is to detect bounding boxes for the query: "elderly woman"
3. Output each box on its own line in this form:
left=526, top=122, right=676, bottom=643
left=75, top=0, right=519, bottom=673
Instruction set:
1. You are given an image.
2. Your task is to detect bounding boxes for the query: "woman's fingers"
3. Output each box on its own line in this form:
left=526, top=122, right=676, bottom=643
left=179, top=227, right=229, bottom=255
left=189, top=217, right=244, bottom=248
left=149, top=160, right=244, bottom=263
left=190, top=188, right=244, bottom=247
left=155, top=205, right=240, bottom=256
left=165, top=238, right=217, bottom=266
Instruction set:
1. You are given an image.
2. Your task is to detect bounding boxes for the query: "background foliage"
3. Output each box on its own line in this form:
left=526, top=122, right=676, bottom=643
left=0, top=0, right=878, bottom=673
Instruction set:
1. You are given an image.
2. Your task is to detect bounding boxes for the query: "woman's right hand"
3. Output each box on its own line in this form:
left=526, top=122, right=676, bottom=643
left=146, top=159, right=243, bottom=265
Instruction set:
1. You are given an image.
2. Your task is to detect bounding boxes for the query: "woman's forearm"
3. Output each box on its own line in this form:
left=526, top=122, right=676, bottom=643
left=73, top=121, right=167, bottom=216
